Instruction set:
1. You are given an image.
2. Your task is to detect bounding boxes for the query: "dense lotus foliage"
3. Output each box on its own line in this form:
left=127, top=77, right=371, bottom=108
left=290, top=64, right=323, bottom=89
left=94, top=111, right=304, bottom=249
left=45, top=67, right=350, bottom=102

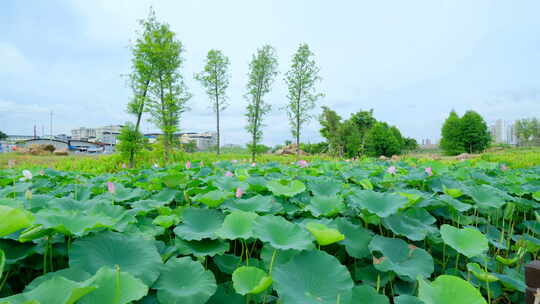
left=0, top=158, right=538, bottom=303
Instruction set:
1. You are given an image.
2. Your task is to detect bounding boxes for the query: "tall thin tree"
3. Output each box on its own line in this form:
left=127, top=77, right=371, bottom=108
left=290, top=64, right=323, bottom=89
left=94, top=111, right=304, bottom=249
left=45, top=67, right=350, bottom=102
left=144, top=18, right=191, bottom=161
left=245, top=45, right=278, bottom=162
left=195, top=50, right=231, bottom=154
left=125, top=8, right=158, bottom=167
left=284, top=43, right=323, bottom=157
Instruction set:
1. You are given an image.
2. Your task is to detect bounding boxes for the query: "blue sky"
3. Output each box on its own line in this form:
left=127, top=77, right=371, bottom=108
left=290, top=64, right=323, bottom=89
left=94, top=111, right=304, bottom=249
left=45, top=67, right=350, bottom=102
left=1, top=1, right=539, bottom=146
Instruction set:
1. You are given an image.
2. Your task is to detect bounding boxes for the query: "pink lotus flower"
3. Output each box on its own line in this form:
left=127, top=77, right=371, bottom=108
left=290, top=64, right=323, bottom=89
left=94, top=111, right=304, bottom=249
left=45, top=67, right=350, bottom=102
left=386, top=166, right=397, bottom=175
left=297, top=160, right=309, bottom=168
left=232, top=159, right=238, bottom=164
left=235, top=187, right=244, bottom=198
left=19, top=170, right=33, bottom=181
left=186, top=160, right=191, bottom=169
left=225, top=171, right=234, bottom=177
left=107, top=182, right=115, bottom=194
left=425, top=167, right=433, bottom=176
left=501, top=164, right=508, bottom=171
left=251, top=162, right=256, bottom=167
left=121, top=163, right=127, bottom=169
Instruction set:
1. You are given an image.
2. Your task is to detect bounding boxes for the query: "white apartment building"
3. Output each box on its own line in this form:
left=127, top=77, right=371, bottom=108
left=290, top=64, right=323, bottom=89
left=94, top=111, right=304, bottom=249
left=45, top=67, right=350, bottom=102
left=489, top=119, right=517, bottom=145
left=71, top=125, right=123, bottom=144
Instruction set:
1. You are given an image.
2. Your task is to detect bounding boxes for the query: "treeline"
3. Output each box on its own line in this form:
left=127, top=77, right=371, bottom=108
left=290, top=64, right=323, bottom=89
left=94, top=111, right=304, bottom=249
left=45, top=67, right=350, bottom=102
left=440, top=110, right=490, bottom=155
left=515, top=118, right=540, bottom=146
left=318, top=107, right=417, bottom=157
left=118, top=9, right=323, bottom=166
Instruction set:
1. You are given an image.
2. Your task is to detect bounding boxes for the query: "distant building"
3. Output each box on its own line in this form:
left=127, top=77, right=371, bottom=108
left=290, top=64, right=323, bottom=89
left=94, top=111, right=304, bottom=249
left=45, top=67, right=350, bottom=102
left=489, top=119, right=517, bottom=145
left=71, top=125, right=123, bottom=144
left=143, top=131, right=217, bottom=151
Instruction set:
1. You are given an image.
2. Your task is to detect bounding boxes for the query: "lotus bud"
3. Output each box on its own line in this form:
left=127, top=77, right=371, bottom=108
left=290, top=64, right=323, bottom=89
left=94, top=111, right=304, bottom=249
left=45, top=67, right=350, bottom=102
left=107, top=182, right=116, bottom=194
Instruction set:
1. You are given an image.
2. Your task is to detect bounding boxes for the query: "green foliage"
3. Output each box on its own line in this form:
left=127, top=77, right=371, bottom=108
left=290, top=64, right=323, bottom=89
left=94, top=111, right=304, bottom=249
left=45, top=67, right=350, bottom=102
left=440, top=110, right=490, bottom=155
left=0, top=131, right=7, bottom=141
left=245, top=45, right=278, bottom=162
left=195, top=49, right=231, bottom=155
left=116, top=123, right=145, bottom=167
left=515, top=118, right=540, bottom=146
left=364, top=122, right=402, bottom=157
left=284, top=43, right=323, bottom=155
left=319, top=106, right=345, bottom=155
left=299, top=142, right=328, bottom=154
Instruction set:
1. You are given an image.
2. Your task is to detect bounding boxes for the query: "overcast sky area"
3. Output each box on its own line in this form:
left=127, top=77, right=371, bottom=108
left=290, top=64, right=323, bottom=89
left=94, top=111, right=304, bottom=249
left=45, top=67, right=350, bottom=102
left=1, top=1, right=539, bottom=146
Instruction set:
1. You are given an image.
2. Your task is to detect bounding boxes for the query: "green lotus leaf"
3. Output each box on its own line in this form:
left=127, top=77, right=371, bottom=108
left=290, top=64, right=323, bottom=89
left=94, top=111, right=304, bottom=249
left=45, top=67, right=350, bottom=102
left=305, top=222, right=345, bottom=246
left=494, top=267, right=525, bottom=292
left=465, top=185, right=513, bottom=209
left=353, top=264, right=395, bottom=288
left=307, top=195, right=345, bottom=217
left=25, top=268, right=92, bottom=291
left=440, top=225, right=488, bottom=258
left=267, top=179, right=306, bottom=197
left=350, top=285, right=389, bottom=304
left=232, top=266, right=272, bottom=295
left=207, top=283, right=245, bottom=304
left=223, top=195, right=283, bottom=213
left=437, top=195, right=472, bottom=212
left=307, top=177, right=341, bottom=196
left=0, top=205, right=34, bottom=237
left=110, top=184, right=147, bottom=202
left=368, top=235, right=434, bottom=280
left=336, top=218, right=373, bottom=259
left=394, top=295, right=424, bottom=304
left=216, top=211, right=258, bottom=240
left=418, top=275, right=487, bottom=304
left=173, top=207, right=224, bottom=240
left=69, top=231, right=162, bottom=286
left=153, top=257, right=217, bottom=304
left=78, top=266, right=148, bottom=304
left=162, top=173, right=188, bottom=188
left=443, top=186, right=463, bottom=198
left=174, top=238, right=229, bottom=257
left=0, top=276, right=96, bottom=304
left=260, top=245, right=300, bottom=270
left=0, top=239, right=36, bottom=265
left=152, top=215, right=179, bottom=228
left=382, top=208, right=437, bottom=241
left=466, top=263, right=499, bottom=282
left=273, top=250, right=354, bottom=304
left=349, top=190, right=409, bottom=218
left=252, top=215, right=314, bottom=250
left=193, top=190, right=233, bottom=208
left=533, top=190, right=540, bottom=201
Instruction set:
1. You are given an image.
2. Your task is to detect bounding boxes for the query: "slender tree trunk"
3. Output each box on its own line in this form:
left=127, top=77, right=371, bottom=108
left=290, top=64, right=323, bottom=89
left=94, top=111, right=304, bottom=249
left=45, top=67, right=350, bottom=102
left=129, top=80, right=150, bottom=168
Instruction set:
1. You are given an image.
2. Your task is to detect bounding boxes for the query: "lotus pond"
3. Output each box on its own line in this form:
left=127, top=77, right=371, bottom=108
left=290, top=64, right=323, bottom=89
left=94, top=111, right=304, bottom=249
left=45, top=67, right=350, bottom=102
left=0, top=159, right=539, bottom=303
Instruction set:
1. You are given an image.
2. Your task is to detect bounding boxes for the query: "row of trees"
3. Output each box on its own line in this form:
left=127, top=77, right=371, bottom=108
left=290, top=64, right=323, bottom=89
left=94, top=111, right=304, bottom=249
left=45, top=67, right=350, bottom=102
left=120, top=9, right=323, bottom=165
left=440, top=110, right=490, bottom=155
left=318, top=107, right=417, bottom=157
left=515, top=118, right=540, bottom=146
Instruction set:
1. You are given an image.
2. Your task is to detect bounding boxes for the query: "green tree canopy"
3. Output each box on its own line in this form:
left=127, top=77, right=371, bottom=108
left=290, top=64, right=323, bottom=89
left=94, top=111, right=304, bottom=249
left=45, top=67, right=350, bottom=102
left=364, top=122, right=401, bottom=157
left=460, top=110, right=490, bottom=153
left=440, top=111, right=465, bottom=155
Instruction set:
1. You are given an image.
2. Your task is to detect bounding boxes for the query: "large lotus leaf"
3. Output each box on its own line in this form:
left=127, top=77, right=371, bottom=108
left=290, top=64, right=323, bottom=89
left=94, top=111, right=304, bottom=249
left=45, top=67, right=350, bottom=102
left=260, top=245, right=300, bottom=270
left=307, top=195, right=345, bottom=217
left=466, top=263, right=498, bottom=282
left=368, top=236, right=434, bottom=280
left=418, top=275, right=487, bottom=304
left=25, top=268, right=92, bottom=291
left=440, top=225, right=488, bottom=258
left=382, top=208, right=437, bottom=241
left=394, top=295, right=424, bottom=304
left=0, top=239, right=36, bottom=264
left=232, top=266, right=272, bottom=295
left=0, top=205, right=34, bottom=237
left=78, top=266, right=148, bottom=304
left=69, top=231, right=162, bottom=286
left=436, top=195, right=472, bottom=212
left=305, top=222, right=345, bottom=246
left=223, top=195, right=283, bottom=213
left=267, top=179, right=306, bottom=197
left=173, top=208, right=224, bottom=240
left=350, top=285, right=389, bottom=304
left=494, top=267, right=526, bottom=292
left=273, top=250, right=353, bottom=304
left=252, top=215, right=314, bottom=250
left=174, top=238, right=229, bottom=257
left=336, top=218, right=373, bottom=259
left=465, top=185, right=513, bottom=209
left=354, top=264, right=395, bottom=288
left=307, top=177, right=341, bottom=196
left=153, top=257, right=217, bottom=304
left=0, top=276, right=95, bottom=304
left=193, top=190, right=233, bottom=208
left=349, top=190, right=409, bottom=218
left=216, top=211, right=258, bottom=240
left=35, top=208, right=118, bottom=236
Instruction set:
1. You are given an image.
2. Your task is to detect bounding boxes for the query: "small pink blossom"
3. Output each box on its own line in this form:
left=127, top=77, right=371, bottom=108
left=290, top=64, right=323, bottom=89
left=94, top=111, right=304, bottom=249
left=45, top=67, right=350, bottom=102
left=186, top=160, right=191, bottom=169
left=235, top=187, right=244, bottom=198
left=152, top=163, right=159, bottom=169
left=425, top=167, right=433, bottom=176
left=107, top=182, right=115, bottom=194
left=501, top=164, right=508, bottom=171
left=297, top=160, right=309, bottom=168
left=121, top=163, right=127, bottom=169
left=19, top=170, right=33, bottom=181
left=232, top=159, right=238, bottom=164
left=251, top=162, right=256, bottom=167
left=225, top=171, right=234, bottom=177
left=386, top=166, right=397, bottom=175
